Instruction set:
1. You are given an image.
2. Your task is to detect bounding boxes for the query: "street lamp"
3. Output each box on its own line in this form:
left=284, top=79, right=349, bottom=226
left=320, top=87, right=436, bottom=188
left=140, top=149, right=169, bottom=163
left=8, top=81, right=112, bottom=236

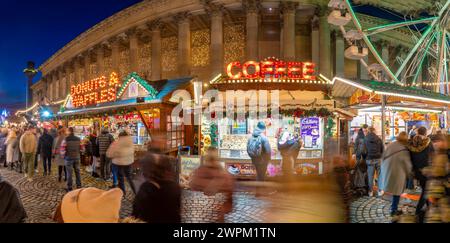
left=23, top=61, right=39, bottom=114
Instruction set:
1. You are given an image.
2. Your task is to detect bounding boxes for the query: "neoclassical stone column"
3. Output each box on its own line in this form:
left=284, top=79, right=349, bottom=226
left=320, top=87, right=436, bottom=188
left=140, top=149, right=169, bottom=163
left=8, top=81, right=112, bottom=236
left=84, top=51, right=91, bottom=81
left=397, top=46, right=408, bottom=83
left=45, top=76, right=52, bottom=101
left=53, top=71, right=58, bottom=101
left=110, top=36, right=122, bottom=75
left=176, top=12, right=192, bottom=77
left=319, top=8, right=331, bottom=78
left=311, top=15, right=320, bottom=68
left=281, top=1, right=297, bottom=61
left=243, top=0, right=260, bottom=61
left=149, top=20, right=162, bottom=81
left=95, top=43, right=105, bottom=76
left=74, top=56, right=83, bottom=84
left=381, top=40, right=390, bottom=66
left=66, top=61, right=75, bottom=94
left=59, top=67, right=66, bottom=99
left=335, top=30, right=345, bottom=77
left=359, top=55, right=369, bottom=80
left=209, top=6, right=225, bottom=76
left=127, top=28, right=139, bottom=72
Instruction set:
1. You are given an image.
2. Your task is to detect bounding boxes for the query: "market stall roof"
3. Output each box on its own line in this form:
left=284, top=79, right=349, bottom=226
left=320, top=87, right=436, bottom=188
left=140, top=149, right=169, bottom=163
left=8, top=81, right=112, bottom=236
left=332, top=77, right=450, bottom=105
left=59, top=77, right=194, bottom=116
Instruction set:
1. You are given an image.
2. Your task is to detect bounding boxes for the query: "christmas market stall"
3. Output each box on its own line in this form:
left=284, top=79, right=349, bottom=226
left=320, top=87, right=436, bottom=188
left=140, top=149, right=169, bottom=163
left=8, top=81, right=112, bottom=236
left=58, top=71, right=194, bottom=159
left=332, top=77, right=450, bottom=144
left=199, top=57, right=352, bottom=179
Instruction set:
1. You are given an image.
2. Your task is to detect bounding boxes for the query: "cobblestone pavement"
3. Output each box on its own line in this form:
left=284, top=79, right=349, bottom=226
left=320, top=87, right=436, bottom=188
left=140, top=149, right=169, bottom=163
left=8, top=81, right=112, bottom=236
left=2, top=165, right=419, bottom=223
left=0, top=166, right=268, bottom=223
left=350, top=196, right=416, bottom=223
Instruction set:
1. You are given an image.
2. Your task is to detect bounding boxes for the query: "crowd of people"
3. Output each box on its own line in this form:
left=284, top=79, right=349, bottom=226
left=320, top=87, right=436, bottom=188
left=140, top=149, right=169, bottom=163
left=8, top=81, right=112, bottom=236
left=0, top=124, right=237, bottom=223
left=351, top=124, right=449, bottom=223
left=1, top=121, right=448, bottom=223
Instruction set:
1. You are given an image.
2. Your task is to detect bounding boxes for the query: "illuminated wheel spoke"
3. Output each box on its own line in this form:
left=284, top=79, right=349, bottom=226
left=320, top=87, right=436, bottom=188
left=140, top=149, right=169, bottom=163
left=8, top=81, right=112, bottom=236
left=364, top=17, right=437, bottom=36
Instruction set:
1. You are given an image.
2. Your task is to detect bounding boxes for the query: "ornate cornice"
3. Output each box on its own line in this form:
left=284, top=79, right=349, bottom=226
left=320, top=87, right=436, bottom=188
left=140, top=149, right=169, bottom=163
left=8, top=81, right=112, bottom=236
left=147, top=18, right=164, bottom=32
left=311, top=14, right=319, bottom=31
left=242, top=0, right=261, bottom=14
left=202, top=0, right=225, bottom=18
left=174, top=12, right=192, bottom=24
left=280, top=1, right=298, bottom=15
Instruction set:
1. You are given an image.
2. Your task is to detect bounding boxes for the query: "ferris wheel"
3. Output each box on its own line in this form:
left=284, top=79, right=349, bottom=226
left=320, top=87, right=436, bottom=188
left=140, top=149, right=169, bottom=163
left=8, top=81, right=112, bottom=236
left=327, top=0, right=450, bottom=94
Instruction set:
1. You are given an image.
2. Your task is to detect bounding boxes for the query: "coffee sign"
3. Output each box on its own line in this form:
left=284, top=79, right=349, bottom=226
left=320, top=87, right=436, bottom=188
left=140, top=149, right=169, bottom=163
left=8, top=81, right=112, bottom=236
left=226, top=58, right=316, bottom=80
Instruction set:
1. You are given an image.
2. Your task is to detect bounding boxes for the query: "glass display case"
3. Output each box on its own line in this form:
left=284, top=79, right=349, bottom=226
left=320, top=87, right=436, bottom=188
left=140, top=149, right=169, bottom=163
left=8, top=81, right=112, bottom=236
left=216, top=116, right=324, bottom=161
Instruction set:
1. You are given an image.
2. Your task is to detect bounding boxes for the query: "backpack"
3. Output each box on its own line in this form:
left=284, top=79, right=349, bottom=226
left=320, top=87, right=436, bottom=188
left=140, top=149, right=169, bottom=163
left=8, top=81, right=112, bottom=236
left=247, top=136, right=263, bottom=158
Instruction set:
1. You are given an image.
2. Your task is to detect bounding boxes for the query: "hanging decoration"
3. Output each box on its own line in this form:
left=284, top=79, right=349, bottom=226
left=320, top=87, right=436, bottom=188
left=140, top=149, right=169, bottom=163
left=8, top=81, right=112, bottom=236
left=325, top=117, right=336, bottom=139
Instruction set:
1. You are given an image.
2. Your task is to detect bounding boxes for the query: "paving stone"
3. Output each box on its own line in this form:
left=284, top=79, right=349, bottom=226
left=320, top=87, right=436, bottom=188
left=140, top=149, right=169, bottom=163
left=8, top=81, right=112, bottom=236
left=1, top=166, right=268, bottom=223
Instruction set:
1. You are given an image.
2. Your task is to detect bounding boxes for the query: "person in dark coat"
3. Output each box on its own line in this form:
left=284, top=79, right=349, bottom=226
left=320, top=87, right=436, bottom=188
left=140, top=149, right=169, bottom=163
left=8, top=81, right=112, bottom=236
left=408, top=126, right=434, bottom=221
left=0, top=129, right=7, bottom=168
left=278, top=130, right=302, bottom=178
left=351, top=126, right=369, bottom=195
left=0, top=174, right=27, bottom=223
left=364, top=127, right=384, bottom=197
left=37, top=128, right=54, bottom=176
left=247, top=122, right=272, bottom=182
left=132, top=140, right=181, bottom=223
left=89, top=132, right=100, bottom=178
left=96, top=129, right=115, bottom=181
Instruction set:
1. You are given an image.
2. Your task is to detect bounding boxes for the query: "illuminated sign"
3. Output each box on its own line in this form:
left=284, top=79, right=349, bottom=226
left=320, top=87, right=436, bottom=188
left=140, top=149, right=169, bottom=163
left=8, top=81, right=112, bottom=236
left=70, top=72, right=120, bottom=108
left=226, top=58, right=316, bottom=80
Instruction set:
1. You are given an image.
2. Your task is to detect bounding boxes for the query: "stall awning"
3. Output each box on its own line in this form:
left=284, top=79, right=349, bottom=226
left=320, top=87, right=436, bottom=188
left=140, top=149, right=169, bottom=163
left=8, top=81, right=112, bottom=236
left=332, top=77, right=450, bottom=105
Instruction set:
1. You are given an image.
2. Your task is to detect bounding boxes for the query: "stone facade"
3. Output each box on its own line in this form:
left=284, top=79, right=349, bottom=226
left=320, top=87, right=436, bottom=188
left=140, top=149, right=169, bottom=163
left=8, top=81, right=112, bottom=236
left=31, top=0, right=415, bottom=104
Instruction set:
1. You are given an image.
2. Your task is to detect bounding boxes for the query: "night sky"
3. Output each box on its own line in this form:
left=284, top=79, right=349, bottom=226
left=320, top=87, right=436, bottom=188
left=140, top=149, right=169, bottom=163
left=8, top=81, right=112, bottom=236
left=0, top=0, right=142, bottom=109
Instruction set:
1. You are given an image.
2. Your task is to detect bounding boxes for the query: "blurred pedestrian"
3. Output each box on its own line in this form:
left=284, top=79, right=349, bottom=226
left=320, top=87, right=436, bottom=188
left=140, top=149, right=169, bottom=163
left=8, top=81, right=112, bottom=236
left=409, top=125, right=417, bottom=140
left=379, top=132, right=412, bottom=222
left=97, top=128, right=114, bottom=181
left=278, top=129, right=302, bottom=178
left=190, top=147, right=234, bottom=222
left=106, top=131, right=137, bottom=195
left=34, top=128, right=42, bottom=173
left=5, top=130, right=19, bottom=171
left=88, top=131, right=100, bottom=178
left=247, top=121, right=271, bottom=182
left=332, top=156, right=352, bottom=223
left=423, top=134, right=449, bottom=223
left=53, top=128, right=67, bottom=183
left=81, top=135, right=92, bottom=171
left=351, top=127, right=368, bottom=195
left=19, top=126, right=38, bottom=182
left=53, top=187, right=123, bottom=223
left=408, top=126, right=434, bottom=222
left=37, top=128, right=54, bottom=176
left=0, top=128, right=7, bottom=168
left=365, top=127, right=384, bottom=197
left=60, top=127, right=84, bottom=192
left=15, top=129, right=24, bottom=173
left=132, top=148, right=181, bottom=223
left=0, top=173, right=27, bottom=223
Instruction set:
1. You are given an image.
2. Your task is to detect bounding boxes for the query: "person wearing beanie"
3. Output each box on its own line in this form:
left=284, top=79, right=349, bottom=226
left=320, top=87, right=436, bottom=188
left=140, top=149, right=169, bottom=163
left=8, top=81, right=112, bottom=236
left=53, top=187, right=123, bottom=223
left=247, top=121, right=272, bottom=182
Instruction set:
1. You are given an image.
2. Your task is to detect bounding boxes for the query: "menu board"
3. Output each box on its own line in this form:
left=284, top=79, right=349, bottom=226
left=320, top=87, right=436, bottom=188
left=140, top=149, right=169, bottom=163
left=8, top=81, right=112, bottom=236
left=179, top=156, right=202, bottom=189
left=300, top=117, right=320, bottom=148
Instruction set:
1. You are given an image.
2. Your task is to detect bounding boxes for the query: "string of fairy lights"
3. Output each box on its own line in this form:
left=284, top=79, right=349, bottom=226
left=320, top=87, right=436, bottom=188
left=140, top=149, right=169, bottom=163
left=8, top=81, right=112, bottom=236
left=400, top=82, right=450, bottom=87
